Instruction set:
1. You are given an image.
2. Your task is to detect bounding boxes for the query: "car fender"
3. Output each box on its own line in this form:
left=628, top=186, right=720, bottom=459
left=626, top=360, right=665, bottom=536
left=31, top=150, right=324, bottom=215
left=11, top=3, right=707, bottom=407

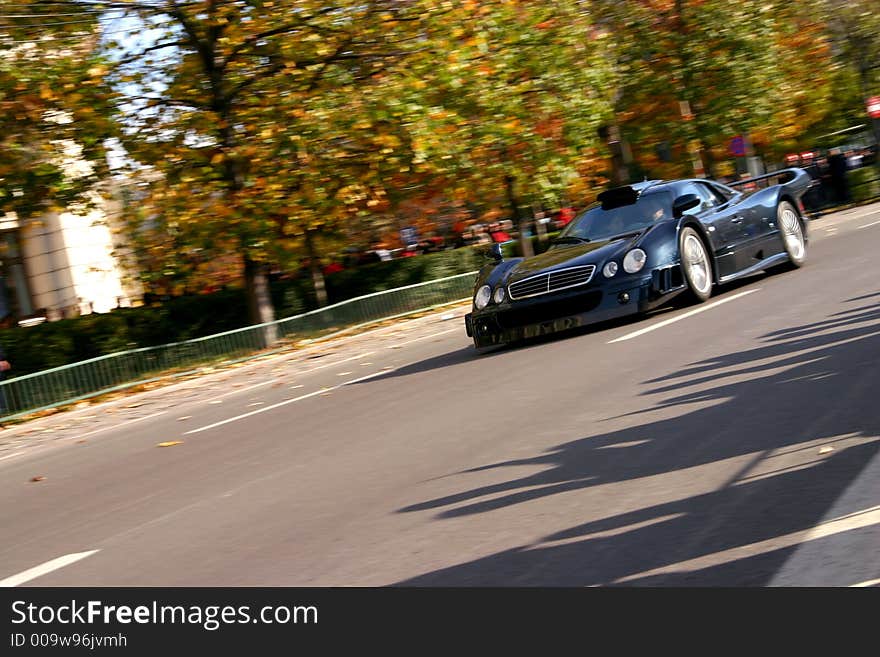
left=635, top=220, right=681, bottom=269
left=674, top=216, right=720, bottom=282
left=473, top=257, right=524, bottom=291
left=730, top=167, right=811, bottom=234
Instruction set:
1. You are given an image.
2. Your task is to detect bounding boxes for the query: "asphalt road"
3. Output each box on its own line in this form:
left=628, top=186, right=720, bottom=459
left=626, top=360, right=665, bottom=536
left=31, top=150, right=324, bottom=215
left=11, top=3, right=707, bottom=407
left=1, top=202, right=879, bottom=587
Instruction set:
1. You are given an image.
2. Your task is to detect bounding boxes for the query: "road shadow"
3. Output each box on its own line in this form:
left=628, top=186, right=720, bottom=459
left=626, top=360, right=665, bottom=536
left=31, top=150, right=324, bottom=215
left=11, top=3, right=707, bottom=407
left=393, top=294, right=880, bottom=585
left=352, top=311, right=649, bottom=383
left=358, top=274, right=773, bottom=384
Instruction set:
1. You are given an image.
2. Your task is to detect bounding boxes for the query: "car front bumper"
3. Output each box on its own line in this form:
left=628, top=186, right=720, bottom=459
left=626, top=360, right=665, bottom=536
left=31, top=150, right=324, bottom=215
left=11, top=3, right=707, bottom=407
left=465, top=278, right=656, bottom=348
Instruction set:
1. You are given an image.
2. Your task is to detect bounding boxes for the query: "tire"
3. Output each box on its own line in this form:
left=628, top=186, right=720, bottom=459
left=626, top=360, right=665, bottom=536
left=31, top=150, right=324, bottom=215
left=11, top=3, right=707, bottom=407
left=777, top=201, right=807, bottom=268
left=679, top=226, right=713, bottom=302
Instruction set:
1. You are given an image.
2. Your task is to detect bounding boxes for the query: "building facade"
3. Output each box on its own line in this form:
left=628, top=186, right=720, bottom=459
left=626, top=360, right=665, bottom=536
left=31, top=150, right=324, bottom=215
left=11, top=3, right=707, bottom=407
left=0, top=190, right=142, bottom=324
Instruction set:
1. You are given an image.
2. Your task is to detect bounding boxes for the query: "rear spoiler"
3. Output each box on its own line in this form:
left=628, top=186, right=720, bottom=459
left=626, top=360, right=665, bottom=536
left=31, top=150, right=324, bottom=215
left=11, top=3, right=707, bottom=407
left=727, top=167, right=811, bottom=196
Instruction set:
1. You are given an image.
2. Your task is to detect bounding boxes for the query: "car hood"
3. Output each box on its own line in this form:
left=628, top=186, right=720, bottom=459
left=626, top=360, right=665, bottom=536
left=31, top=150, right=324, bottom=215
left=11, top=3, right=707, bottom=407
left=504, top=233, right=642, bottom=283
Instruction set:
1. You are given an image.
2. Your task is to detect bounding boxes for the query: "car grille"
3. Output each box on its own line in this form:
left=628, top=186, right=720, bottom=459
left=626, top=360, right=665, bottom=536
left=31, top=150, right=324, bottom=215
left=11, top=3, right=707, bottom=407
left=508, top=265, right=596, bottom=300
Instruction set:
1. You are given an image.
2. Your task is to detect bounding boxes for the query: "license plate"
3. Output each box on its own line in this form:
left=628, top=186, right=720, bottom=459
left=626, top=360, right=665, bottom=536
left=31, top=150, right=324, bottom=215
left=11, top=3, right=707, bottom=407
left=524, top=316, right=580, bottom=338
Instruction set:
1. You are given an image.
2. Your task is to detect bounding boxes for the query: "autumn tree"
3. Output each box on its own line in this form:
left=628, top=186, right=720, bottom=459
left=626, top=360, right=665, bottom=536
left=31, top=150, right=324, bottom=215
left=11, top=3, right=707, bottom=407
left=94, top=0, right=439, bottom=331
left=813, top=0, right=880, bottom=143
left=595, top=0, right=836, bottom=179
left=402, top=1, right=618, bottom=256
left=0, top=1, right=115, bottom=223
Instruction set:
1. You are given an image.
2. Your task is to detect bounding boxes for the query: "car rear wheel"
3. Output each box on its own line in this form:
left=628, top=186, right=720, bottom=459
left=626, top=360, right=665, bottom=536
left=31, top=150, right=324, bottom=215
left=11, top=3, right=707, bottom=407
left=680, top=226, right=713, bottom=302
left=778, top=201, right=806, bottom=267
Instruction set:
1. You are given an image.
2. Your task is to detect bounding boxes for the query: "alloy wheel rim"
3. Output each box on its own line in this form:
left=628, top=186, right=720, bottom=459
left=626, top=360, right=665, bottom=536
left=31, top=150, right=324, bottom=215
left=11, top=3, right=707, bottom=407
left=781, top=208, right=804, bottom=260
left=684, top=234, right=710, bottom=294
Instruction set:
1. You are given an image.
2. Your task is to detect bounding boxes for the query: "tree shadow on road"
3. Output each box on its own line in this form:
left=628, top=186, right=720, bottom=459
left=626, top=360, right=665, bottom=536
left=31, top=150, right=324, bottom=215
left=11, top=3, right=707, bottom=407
left=356, top=275, right=773, bottom=385
left=393, top=294, right=880, bottom=586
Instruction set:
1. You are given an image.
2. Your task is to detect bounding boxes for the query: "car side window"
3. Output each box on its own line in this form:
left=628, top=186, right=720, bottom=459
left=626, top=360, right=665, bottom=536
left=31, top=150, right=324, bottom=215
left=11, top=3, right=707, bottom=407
left=708, top=182, right=734, bottom=202
left=694, top=183, right=725, bottom=208
left=679, top=183, right=713, bottom=215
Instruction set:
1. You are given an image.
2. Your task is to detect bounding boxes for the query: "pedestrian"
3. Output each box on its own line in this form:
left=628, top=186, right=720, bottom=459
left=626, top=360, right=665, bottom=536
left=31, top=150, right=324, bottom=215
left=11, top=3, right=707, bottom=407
left=801, top=154, right=825, bottom=213
left=827, top=149, right=851, bottom=205
left=488, top=222, right=511, bottom=243
left=0, top=342, right=11, bottom=417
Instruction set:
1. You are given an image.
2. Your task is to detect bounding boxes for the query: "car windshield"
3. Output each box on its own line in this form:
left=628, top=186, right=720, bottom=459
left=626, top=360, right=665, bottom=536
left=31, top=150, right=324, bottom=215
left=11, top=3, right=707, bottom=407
left=556, top=190, right=673, bottom=244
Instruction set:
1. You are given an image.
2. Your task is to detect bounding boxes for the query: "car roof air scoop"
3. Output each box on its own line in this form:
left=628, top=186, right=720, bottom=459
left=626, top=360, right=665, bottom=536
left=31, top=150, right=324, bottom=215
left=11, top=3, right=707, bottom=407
left=597, top=186, right=639, bottom=210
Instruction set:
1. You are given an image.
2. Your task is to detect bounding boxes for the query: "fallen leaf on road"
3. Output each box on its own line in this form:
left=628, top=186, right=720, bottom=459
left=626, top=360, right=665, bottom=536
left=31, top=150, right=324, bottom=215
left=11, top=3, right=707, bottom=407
left=30, top=476, right=46, bottom=482
left=76, top=440, right=86, bottom=444
left=157, top=441, right=183, bottom=448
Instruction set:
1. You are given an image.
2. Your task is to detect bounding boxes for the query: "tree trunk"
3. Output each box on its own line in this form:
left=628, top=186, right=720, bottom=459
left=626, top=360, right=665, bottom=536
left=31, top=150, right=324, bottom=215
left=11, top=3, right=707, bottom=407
left=244, top=256, right=277, bottom=346
left=304, top=228, right=328, bottom=307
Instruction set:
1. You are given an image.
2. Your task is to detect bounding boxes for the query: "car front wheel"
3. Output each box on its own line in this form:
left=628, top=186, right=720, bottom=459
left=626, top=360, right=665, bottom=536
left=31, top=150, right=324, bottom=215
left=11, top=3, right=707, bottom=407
left=778, top=201, right=806, bottom=267
left=679, top=226, right=713, bottom=302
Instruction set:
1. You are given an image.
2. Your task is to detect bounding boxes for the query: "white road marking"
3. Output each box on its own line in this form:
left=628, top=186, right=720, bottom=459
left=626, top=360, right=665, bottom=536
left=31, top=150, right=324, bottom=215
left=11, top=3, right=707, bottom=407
left=185, top=370, right=393, bottom=435
left=607, top=289, right=760, bottom=343
left=297, top=351, right=375, bottom=375
left=75, top=411, right=167, bottom=440
left=850, top=577, right=880, bottom=587
left=858, top=220, right=880, bottom=229
left=207, top=378, right=278, bottom=401
left=597, top=439, right=651, bottom=449
left=388, top=328, right=457, bottom=349
left=612, top=504, right=880, bottom=584
left=196, top=352, right=375, bottom=404
left=0, top=411, right=167, bottom=464
left=0, top=550, right=99, bottom=587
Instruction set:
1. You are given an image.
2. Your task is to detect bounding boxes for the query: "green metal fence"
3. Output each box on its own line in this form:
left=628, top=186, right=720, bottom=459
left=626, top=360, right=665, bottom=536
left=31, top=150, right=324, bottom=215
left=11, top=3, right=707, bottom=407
left=0, top=271, right=478, bottom=420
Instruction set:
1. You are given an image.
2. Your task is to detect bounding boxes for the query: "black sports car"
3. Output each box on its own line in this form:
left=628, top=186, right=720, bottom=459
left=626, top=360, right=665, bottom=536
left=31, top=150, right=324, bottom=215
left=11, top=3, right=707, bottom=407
left=465, top=168, right=812, bottom=348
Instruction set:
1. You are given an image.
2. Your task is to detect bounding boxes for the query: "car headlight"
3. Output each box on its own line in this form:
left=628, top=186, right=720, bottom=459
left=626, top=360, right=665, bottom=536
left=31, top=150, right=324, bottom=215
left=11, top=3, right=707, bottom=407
left=603, top=261, right=618, bottom=278
left=493, top=286, right=506, bottom=304
left=474, top=285, right=491, bottom=309
left=623, top=248, right=647, bottom=273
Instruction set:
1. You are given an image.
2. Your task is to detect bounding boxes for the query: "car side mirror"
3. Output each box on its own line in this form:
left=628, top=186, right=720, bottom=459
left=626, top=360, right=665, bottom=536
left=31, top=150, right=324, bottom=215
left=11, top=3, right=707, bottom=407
left=489, top=242, right=503, bottom=262
left=673, top=193, right=701, bottom=218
